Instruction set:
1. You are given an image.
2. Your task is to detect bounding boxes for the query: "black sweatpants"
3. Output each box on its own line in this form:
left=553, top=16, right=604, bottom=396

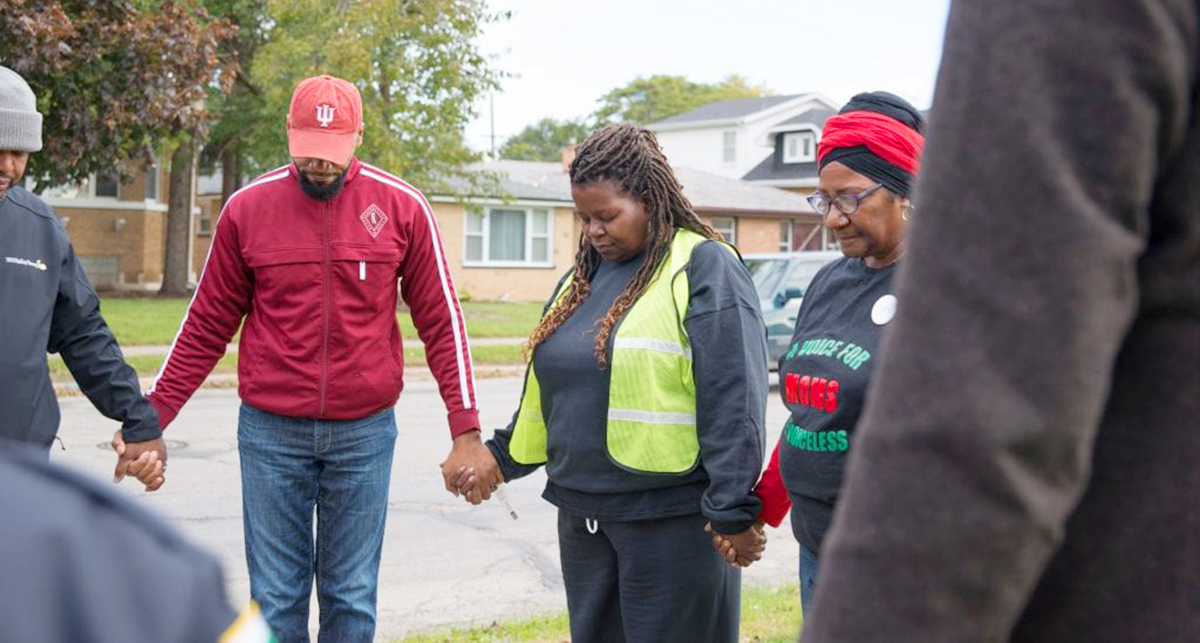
left=557, top=510, right=740, bottom=643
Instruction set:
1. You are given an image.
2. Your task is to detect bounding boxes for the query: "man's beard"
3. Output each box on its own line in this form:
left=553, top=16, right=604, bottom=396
left=0, top=171, right=18, bottom=200
left=298, top=168, right=347, bottom=200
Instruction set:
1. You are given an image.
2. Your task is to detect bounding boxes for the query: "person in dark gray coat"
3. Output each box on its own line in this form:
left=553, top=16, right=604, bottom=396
left=0, top=65, right=164, bottom=489
left=0, top=444, right=239, bottom=642
left=804, top=1, right=1200, bottom=641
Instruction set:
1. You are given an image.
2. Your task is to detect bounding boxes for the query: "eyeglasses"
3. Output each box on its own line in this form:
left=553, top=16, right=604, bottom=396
left=807, top=183, right=885, bottom=216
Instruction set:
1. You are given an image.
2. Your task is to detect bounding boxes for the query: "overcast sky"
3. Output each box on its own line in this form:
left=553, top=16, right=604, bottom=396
left=465, top=0, right=953, bottom=153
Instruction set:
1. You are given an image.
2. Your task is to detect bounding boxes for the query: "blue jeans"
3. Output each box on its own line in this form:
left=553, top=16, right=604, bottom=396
left=799, top=543, right=819, bottom=615
left=238, top=404, right=397, bottom=643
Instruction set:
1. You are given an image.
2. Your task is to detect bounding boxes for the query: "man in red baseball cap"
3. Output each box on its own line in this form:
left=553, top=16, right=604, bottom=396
left=134, top=73, right=494, bottom=641
left=287, top=74, right=365, bottom=199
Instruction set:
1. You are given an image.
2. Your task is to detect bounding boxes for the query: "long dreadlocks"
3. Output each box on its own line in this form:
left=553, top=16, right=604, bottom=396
left=526, top=124, right=722, bottom=368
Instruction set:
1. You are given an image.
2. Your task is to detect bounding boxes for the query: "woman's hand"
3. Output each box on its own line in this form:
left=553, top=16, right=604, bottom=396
left=705, top=520, right=766, bottom=568
left=443, top=447, right=504, bottom=505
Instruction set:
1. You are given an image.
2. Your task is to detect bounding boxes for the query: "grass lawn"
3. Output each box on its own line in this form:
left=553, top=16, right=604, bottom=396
left=398, top=301, right=544, bottom=340
left=96, top=297, right=542, bottom=346
left=48, top=344, right=525, bottom=381
left=396, top=584, right=802, bottom=642
left=47, top=353, right=241, bottom=380
left=405, top=344, right=525, bottom=367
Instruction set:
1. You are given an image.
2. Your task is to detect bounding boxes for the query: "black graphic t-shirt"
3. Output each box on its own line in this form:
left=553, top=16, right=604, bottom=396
left=777, top=257, right=897, bottom=553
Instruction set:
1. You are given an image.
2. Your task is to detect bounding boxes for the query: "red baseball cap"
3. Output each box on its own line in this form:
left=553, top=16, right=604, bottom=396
left=287, top=75, right=363, bottom=164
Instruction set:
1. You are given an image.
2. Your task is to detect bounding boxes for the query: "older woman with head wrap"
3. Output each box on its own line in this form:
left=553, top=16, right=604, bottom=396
left=715, top=91, right=925, bottom=614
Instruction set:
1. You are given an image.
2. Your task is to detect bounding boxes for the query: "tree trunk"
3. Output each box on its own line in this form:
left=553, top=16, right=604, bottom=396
left=160, top=137, right=195, bottom=296
left=220, top=144, right=241, bottom=207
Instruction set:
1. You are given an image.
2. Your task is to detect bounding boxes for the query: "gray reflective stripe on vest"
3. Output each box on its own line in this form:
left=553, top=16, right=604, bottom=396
left=611, top=337, right=693, bottom=360
left=607, top=409, right=697, bottom=425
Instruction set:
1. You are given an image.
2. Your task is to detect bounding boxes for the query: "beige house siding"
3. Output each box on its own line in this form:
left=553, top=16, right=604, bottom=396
left=192, top=193, right=222, bottom=276
left=727, top=216, right=785, bottom=253
left=56, top=207, right=164, bottom=286
left=45, top=162, right=196, bottom=288
left=431, top=200, right=578, bottom=302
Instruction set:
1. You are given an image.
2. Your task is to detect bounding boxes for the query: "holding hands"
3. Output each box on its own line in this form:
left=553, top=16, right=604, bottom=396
left=440, top=430, right=504, bottom=504
left=706, top=520, right=767, bottom=568
left=111, top=430, right=168, bottom=492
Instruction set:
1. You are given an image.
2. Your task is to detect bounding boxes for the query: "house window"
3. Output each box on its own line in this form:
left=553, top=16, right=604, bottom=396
left=794, top=221, right=828, bottom=251
left=196, top=212, right=213, bottom=236
left=94, top=172, right=119, bottom=198
left=711, top=216, right=736, bottom=245
left=722, top=131, right=737, bottom=164
left=782, top=132, right=816, bottom=164
left=779, top=220, right=793, bottom=252
left=145, top=163, right=159, bottom=200
left=464, top=206, right=553, bottom=266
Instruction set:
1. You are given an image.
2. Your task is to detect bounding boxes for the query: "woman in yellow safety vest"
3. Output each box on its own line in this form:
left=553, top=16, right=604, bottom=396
left=446, top=123, right=770, bottom=643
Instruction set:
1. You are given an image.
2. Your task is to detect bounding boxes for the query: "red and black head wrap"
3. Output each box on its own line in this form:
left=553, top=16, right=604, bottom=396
left=817, top=91, right=925, bottom=198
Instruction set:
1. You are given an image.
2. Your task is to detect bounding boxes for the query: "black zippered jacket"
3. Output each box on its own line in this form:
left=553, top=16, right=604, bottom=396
left=0, top=187, right=159, bottom=448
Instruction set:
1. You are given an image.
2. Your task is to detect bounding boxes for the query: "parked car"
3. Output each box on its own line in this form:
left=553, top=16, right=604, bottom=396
left=743, top=251, right=842, bottom=367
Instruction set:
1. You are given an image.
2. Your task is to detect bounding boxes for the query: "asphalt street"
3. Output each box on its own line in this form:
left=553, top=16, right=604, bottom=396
left=51, top=377, right=799, bottom=639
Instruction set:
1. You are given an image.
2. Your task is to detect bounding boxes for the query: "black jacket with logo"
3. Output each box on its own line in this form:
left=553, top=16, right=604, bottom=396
left=0, top=187, right=159, bottom=448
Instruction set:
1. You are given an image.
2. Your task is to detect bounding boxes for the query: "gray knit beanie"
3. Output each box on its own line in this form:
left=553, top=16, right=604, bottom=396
left=0, top=65, right=43, bottom=153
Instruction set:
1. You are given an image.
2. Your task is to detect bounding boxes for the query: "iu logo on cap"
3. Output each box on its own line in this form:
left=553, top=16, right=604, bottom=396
left=315, top=104, right=335, bottom=128
left=360, top=204, right=388, bottom=238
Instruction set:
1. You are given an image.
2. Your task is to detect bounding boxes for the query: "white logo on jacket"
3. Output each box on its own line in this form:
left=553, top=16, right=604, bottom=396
left=359, top=204, right=388, bottom=238
left=315, top=104, right=335, bottom=128
left=5, top=256, right=47, bottom=271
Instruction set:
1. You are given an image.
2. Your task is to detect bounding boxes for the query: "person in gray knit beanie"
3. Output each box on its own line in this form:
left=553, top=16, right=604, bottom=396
left=0, top=62, right=168, bottom=493
left=0, top=65, right=42, bottom=153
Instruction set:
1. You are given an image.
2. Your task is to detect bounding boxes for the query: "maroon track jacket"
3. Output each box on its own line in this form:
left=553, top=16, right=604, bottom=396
left=146, top=159, right=479, bottom=437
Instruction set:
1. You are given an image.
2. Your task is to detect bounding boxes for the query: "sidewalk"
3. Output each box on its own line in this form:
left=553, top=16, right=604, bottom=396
left=118, top=335, right=527, bottom=357
left=54, top=336, right=530, bottom=397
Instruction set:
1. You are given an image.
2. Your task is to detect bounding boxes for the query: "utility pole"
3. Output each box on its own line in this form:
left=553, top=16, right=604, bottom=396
left=489, top=92, right=496, bottom=159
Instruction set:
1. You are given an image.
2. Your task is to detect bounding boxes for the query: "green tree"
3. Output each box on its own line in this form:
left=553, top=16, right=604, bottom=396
left=497, top=117, right=589, bottom=162
left=0, top=0, right=235, bottom=189
left=241, top=0, right=506, bottom=192
left=198, top=0, right=270, bottom=202
left=593, top=74, right=770, bottom=125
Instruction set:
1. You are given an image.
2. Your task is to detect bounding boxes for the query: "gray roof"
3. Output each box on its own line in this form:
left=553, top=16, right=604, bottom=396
left=673, top=166, right=813, bottom=214
left=439, top=160, right=814, bottom=215
left=771, top=107, right=837, bottom=129
left=451, top=160, right=569, bottom=201
left=741, top=153, right=820, bottom=183
left=740, top=108, right=837, bottom=182
left=650, top=94, right=805, bottom=127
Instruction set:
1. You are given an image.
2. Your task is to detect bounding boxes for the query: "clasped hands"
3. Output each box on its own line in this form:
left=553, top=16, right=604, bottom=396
left=110, top=430, right=167, bottom=492
left=706, top=520, right=767, bottom=568
left=440, top=430, right=504, bottom=504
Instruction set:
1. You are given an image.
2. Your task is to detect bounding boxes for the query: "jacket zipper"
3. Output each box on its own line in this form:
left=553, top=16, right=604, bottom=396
left=319, top=200, right=332, bottom=417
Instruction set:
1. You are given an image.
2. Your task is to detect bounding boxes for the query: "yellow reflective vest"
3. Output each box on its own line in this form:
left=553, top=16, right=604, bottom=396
left=508, top=229, right=734, bottom=474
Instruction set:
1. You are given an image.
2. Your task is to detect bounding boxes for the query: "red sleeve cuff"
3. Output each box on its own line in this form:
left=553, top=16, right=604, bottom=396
left=447, top=408, right=481, bottom=439
left=754, top=484, right=792, bottom=528
left=147, top=395, right=177, bottom=431
left=753, top=438, right=792, bottom=528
